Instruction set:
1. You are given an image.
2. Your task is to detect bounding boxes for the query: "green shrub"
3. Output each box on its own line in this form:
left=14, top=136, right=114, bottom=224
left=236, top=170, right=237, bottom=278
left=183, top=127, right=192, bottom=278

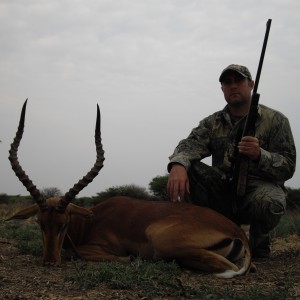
left=286, top=187, right=300, bottom=210
left=65, top=259, right=296, bottom=299
left=73, top=197, right=95, bottom=207
left=0, top=195, right=33, bottom=205
left=271, top=213, right=300, bottom=238
left=0, top=193, right=9, bottom=204
left=65, top=258, right=182, bottom=298
left=0, top=220, right=42, bottom=256
left=93, top=184, right=155, bottom=204
left=148, top=175, right=169, bottom=200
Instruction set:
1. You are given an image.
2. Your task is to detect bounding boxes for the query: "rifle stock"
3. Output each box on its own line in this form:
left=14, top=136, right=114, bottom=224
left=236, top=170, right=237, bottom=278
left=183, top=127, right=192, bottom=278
left=231, top=19, right=272, bottom=213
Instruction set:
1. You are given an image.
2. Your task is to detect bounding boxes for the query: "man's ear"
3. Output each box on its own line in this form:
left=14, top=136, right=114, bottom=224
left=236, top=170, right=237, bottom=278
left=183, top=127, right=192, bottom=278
left=249, top=80, right=255, bottom=89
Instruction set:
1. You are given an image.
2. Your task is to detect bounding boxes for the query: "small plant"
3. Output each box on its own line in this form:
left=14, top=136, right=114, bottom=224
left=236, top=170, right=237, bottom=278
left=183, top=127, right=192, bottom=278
left=271, top=213, right=300, bottom=238
left=65, top=258, right=184, bottom=298
left=0, top=219, right=42, bottom=256
left=65, top=259, right=297, bottom=299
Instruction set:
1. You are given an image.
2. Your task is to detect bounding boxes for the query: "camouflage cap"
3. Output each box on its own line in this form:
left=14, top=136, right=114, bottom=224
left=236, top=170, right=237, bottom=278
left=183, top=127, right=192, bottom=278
left=219, top=64, right=252, bottom=82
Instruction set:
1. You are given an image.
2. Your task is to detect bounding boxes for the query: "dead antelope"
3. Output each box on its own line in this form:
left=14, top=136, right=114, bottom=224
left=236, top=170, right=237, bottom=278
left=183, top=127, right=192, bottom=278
left=7, top=100, right=252, bottom=278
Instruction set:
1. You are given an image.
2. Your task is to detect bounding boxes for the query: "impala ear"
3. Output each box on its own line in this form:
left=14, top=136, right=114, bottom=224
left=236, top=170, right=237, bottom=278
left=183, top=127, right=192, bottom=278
left=67, top=203, right=94, bottom=219
left=5, top=204, right=39, bottom=221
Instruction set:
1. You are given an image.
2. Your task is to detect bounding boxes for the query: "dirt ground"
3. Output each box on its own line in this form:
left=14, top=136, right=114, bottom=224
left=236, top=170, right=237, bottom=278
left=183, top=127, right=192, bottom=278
left=0, top=234, right=299, bottom=300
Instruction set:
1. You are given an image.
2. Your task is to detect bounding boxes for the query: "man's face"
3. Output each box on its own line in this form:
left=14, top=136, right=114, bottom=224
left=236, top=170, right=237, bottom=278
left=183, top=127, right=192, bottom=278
left=221, top=71, right=254, bottom=108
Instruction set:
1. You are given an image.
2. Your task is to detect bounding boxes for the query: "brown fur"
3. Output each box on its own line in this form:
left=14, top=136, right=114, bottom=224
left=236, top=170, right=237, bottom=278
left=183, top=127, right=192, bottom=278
left=7, top=196, right=252, bottom=278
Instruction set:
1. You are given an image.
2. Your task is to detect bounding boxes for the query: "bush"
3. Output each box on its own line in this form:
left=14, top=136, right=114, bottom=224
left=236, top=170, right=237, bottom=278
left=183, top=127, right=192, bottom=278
left=271, top=213, right=300, bottom=238
left=0, top=194, right=9, bottom=204
left=93, top=184, right=155, bottom=204
left=149, top=175, right=169, bottom=200
left=41, top=187, right=62, bottom=198
left=0, top=195, right=33, bottom=205
left=73, top=197, right=95, bottom=207
left=0, top=220, right=42, bottom=256
left=286, top=187, right=300, bottom=210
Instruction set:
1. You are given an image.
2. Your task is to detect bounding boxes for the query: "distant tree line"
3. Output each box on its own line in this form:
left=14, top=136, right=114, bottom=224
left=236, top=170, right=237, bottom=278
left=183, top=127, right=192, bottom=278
left=1, top=175, right=299, bottom=211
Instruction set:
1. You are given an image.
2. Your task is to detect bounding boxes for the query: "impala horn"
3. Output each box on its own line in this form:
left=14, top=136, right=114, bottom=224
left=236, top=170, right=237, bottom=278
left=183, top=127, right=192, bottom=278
left=9, top=99, right=47, bottom=210
left=55, top=103, right=105, bottom=212
left=9, top=100, right=105, bottom=212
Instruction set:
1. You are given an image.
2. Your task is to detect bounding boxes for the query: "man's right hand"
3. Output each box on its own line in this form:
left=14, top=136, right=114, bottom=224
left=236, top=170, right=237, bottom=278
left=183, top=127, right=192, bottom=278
left=167, top=164, right=190, bottom=202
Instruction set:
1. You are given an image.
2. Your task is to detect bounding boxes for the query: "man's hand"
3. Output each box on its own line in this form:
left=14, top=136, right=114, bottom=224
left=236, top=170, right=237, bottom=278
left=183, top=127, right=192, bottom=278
left=238, top=136, right=261, bottom=161
left=167, top=164, right=190, bottom=202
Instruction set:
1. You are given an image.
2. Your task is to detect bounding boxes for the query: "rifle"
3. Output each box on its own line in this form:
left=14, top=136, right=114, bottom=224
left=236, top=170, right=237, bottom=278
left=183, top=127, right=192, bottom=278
left=231, top=19, right=272, bottom=214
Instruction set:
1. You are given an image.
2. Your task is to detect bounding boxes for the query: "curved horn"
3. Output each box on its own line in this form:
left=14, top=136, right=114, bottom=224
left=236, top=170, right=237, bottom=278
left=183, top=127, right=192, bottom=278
left=9, top=99, right=47, bottom=209
left=56, top=104, right=105, bottom=211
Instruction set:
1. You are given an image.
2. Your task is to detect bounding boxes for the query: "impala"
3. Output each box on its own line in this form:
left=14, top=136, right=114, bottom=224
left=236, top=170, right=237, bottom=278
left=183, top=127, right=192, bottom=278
left=7, top=100, right=252, bottom=278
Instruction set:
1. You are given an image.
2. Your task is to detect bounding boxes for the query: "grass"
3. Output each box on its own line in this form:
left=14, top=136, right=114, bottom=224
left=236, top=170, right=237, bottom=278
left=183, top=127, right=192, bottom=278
left=65, top=258, right=297, bottom=299
left=0, top=218, right=42, bottom=256
left=66, top=258, right=185, bottom=298
left=271, top=212, right=300, bottom=238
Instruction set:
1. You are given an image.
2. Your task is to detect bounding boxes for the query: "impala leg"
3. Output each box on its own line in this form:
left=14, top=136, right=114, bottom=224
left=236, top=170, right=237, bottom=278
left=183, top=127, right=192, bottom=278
left=66, top=245, right=132, bottom=264
left=175, top=249, right=239, bottom=273
left=146, top=222, right=239, bottom=273
left=149, top=238, right=239, bottom=273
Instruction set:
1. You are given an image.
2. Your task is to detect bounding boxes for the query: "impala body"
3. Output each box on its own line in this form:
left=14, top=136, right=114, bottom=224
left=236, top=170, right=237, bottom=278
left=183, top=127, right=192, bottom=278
left=7, top=100, right=252, bottom=279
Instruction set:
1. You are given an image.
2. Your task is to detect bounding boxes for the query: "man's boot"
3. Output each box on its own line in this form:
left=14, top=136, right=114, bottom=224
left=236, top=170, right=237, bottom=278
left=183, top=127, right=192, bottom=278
left=249, top=226, right=271, bottom=259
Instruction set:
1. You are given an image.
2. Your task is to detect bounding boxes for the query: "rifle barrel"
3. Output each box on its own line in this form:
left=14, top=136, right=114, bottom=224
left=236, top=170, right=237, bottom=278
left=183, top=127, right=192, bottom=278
left=253, top=19, right=272, bottom=95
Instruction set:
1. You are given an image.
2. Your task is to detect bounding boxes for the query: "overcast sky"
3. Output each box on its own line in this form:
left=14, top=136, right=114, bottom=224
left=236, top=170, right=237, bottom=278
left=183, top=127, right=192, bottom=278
left=1, top=0, right=299, bottom=197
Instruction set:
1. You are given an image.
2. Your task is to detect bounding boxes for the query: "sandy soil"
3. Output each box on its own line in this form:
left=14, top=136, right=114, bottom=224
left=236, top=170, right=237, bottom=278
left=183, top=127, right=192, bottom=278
left=0, top=233, right=299, bottom=300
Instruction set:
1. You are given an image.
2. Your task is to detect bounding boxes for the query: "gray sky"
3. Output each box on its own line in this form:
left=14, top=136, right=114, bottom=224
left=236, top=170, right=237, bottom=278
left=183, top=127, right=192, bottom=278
left=1, top=0, right=299, bottom=197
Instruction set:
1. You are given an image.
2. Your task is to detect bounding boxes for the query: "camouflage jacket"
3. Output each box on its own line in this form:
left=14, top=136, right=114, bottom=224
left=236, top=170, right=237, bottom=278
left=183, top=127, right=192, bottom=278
left=168, top=104, right=296, bottom=184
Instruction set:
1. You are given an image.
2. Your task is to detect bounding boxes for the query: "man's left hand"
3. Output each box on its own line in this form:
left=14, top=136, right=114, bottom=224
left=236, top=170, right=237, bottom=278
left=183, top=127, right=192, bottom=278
left=238, top=136, right=261, bottom=161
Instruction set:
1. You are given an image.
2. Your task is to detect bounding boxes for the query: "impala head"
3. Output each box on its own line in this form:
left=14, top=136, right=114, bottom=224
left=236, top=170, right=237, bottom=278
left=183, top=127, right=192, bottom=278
left=6, top=99, right=104, bottom=266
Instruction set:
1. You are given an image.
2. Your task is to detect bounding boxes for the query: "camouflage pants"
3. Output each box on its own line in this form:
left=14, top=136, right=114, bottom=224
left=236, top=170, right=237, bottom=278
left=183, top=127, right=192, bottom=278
left=188, top=161, right=286, bottom=241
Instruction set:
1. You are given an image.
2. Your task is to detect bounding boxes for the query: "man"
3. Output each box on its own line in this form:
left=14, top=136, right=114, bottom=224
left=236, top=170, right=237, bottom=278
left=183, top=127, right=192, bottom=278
left=167, top=64, right=296, bottom=258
